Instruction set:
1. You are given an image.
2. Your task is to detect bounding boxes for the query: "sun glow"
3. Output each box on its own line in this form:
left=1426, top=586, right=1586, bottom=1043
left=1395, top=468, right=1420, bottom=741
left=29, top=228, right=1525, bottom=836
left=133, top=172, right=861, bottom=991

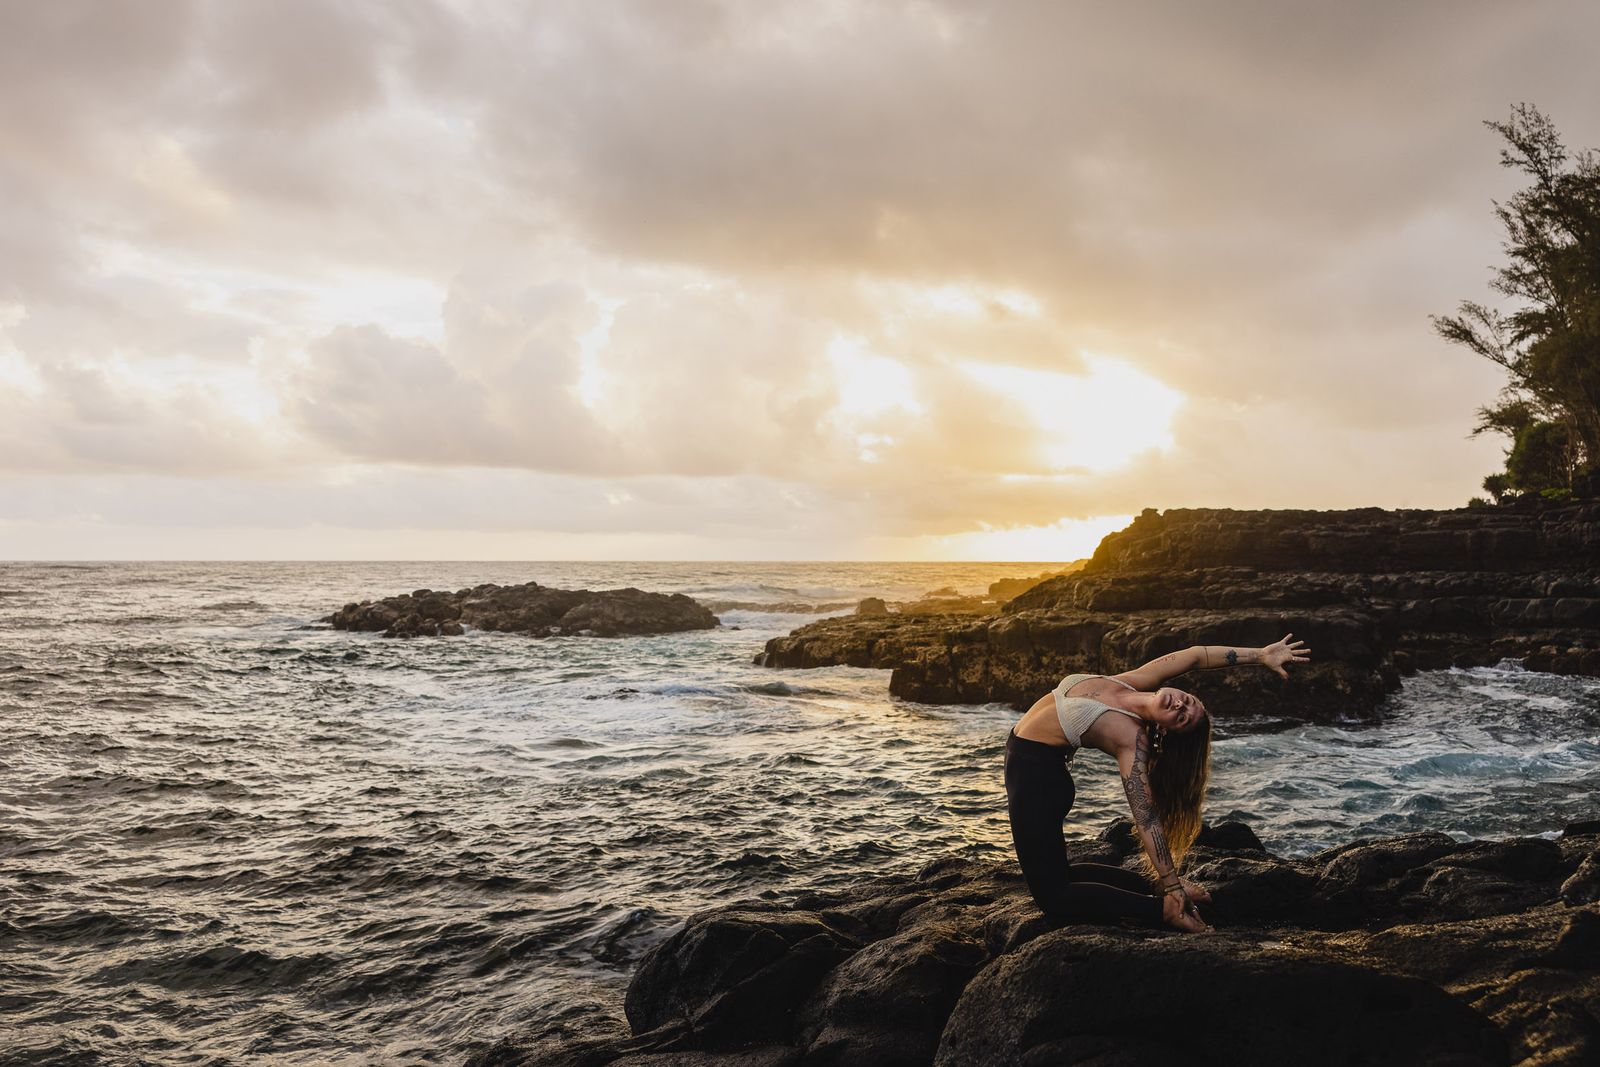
left=827, top=335, right=924, bottom=418
left=963, top=354, right=1183, bottom=474
left=913, top=514, right=1134, bottom=562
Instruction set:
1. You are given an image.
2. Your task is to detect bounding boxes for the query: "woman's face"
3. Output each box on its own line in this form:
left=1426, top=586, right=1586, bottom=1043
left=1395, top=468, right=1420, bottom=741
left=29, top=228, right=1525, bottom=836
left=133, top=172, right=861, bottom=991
left=1152, top=687, right=1206, bottom=733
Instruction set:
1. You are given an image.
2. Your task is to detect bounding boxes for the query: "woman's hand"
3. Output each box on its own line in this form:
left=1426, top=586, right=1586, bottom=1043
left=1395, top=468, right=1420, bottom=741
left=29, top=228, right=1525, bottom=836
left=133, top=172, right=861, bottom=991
left=1162, top=889, right=1212, bottom=933
left=1261, top=633, right=1311, bottom=679
left=1179, top=876, right=1211, bottom=904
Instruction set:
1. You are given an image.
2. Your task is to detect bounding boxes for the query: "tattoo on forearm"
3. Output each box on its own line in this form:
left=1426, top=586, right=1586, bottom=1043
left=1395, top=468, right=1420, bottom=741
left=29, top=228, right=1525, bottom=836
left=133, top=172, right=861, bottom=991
left=1121, top=730, right=1176, bottom=876
left=1150, top=651, right=1186, bottom=675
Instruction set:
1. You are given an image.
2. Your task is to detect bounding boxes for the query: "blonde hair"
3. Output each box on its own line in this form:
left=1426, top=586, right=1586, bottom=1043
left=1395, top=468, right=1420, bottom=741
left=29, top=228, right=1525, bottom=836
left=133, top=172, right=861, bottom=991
left=1138, top=714, right=1212, bottom=878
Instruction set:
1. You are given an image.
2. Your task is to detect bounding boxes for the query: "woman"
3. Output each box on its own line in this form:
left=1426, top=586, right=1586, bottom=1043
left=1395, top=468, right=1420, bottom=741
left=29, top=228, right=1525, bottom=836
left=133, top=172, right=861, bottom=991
left=1006, top=635, right=1310, bottom=933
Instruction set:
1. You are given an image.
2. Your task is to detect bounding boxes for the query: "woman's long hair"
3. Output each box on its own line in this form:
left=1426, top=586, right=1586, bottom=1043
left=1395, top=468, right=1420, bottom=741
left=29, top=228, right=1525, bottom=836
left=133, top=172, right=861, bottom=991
left=1140, top=714, right=1212, bottom=877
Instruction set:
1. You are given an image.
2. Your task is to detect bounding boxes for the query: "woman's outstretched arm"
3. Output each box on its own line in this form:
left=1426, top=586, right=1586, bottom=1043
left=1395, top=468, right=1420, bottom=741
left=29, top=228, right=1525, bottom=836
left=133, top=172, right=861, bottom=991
left=1113, top=633, right=1311, bottom=690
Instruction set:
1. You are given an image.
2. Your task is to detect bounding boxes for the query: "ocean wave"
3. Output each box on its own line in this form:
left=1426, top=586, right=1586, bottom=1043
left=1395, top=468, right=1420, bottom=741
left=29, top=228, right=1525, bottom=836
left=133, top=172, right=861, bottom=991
left=95, top=944, right=339, bottom=992
left=1394, top=752, right=1526, bottom=778
left=739, top=680, right=823, bottom=697
left=537, top=737, right=606, bottom=749
left=3, top=909, right=155, bottom=945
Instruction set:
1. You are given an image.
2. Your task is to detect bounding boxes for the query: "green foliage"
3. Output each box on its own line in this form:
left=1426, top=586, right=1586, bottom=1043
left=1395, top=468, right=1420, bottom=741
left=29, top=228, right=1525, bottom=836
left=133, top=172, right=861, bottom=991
left=1435, top=105, right=1600, bottom=498
left=1467, top=496, right=1491, bottom=508
left=1540, top=487, right=1574, bottom=501
left=1481, top=472, right=1513, bottom=504
left=1505, top=419, right=1577, bottom=490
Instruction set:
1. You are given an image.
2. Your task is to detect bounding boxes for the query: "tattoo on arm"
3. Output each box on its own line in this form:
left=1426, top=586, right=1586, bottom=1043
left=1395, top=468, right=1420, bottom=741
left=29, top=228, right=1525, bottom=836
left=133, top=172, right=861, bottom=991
left=1121, top=730, right=1176, bottom=877
left=1198, top=645, right=1253, bottom=669
left=1150, top=650, right=1187, bottom=676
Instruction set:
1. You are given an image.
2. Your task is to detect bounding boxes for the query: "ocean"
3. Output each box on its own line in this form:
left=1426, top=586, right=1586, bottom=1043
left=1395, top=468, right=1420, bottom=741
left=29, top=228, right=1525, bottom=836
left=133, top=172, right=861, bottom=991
left=2, top=561, right=1597, bottom=1065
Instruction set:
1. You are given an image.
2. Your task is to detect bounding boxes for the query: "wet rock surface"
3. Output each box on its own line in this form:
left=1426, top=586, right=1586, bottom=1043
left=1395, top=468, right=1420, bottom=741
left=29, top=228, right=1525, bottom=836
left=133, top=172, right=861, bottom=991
left=469, top=819, right=1600, bottom=1067
left=757, top=502, right=1600, bottom=718
left=327, top=582, right=718, bottom=639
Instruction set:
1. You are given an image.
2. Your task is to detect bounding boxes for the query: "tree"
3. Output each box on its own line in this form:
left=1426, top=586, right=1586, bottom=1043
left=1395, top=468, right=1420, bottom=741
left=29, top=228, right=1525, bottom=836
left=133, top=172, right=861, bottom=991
left=1434, top=104, right=1600, bottom=498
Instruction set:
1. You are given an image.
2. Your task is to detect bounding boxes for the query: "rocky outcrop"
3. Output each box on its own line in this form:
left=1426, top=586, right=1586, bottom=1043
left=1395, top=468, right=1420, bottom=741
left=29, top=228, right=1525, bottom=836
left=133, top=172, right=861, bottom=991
left=706, top=599, right=859, bottom=615
left=986, top=561, right=1087, bottom=604
left=846, top=565, right=1092, bottom=620
left=327, top=582, right=718, bottom=639
left=758, top=501, right=1600, bottom=719
left=468, top=819, right=1600, bottom=1067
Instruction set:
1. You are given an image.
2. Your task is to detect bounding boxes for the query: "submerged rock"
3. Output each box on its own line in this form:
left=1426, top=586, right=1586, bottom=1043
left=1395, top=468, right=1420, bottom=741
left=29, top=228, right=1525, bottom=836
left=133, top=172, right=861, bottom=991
left=327, top=582, right=718, bottom=639
left=469, top=819, right=1600, bottom=1067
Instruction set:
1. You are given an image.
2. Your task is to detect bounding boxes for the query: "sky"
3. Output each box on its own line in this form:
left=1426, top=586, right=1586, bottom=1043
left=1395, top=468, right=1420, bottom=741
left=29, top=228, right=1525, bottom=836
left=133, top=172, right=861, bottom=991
left=3, top=1, right=1599, bottom=561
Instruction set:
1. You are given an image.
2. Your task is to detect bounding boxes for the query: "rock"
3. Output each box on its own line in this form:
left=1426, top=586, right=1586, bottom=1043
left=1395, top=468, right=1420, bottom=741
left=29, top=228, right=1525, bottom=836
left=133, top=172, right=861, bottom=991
left=556, top=589, right=720, bottom=638
left=611, top=1051, right=800, bottom=1067
left=1403, top=864, right=1555, bottom=922
left=935, top=929, right=1505, bottom=1067
left=1095, top=817, right=1140, bottom=861
left=757, top=502, right=1600, bottom=718
left=1560, top=852, right=1600, bottom=904
left=1195, top=820, right=1267, bottom=852
left=1318, top=832, right=1464, bottom=887
left=987, top=562, right=1087, bottom=604
left=979, top=897, right=1053, bottom=957
left=1186, top=852, right=1317, bottom=926
left=705, top=600, right=856, bottom=615
left=855, top=598, right=888, bottom=616
left=796, top=923, right=987, bottom=1066
left=327, top=582, right=718, bottom=640
left=1546, top=908, right=1600, bottom=969
left=894, top=593, right=995, bottom=615
left=495, top=818, right=1600, bottom=1066
left=623, top=908, right=860, bottom=1050
left=1428, top=836, right=1563, bottom=881
left=759, top=602, right=1392, bottom=719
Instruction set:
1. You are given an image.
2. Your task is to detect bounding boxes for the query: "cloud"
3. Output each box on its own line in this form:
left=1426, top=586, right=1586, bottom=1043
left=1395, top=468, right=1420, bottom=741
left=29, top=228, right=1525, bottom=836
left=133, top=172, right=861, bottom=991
left=1, top=0, right=1595, bottom=555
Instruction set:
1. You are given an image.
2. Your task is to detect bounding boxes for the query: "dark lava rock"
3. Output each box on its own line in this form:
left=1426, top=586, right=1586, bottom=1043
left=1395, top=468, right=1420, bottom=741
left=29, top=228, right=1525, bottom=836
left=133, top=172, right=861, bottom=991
left=478, top=819, right=1600, bottom=1066
left=1560, top=852, right=1600, bottom=905
left=936, top=929, right=1504, bottom=1066
left=327, top=581, right=717, bottom=639
left=1186, top=852, right=1317, bottom=926
left=756, top=502, right=1600, bottom=719
left=623, top=908, right=860, bottom=1051
left=987, top=563, right=1086, bottom=604
left=1194, top=819, right=1267, bottom=852
left=796, top=923, right=987, bottom=1066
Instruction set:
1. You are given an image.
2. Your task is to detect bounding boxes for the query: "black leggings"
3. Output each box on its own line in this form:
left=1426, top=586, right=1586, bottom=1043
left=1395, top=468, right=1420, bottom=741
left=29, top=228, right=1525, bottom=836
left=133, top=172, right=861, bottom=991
left=1005, top=728, right=1163, bottom=926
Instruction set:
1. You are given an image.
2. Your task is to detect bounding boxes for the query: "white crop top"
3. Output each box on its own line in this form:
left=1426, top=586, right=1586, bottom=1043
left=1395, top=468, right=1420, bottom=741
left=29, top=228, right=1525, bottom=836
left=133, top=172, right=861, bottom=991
left=1053, top=673, right=1144, bottom=752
